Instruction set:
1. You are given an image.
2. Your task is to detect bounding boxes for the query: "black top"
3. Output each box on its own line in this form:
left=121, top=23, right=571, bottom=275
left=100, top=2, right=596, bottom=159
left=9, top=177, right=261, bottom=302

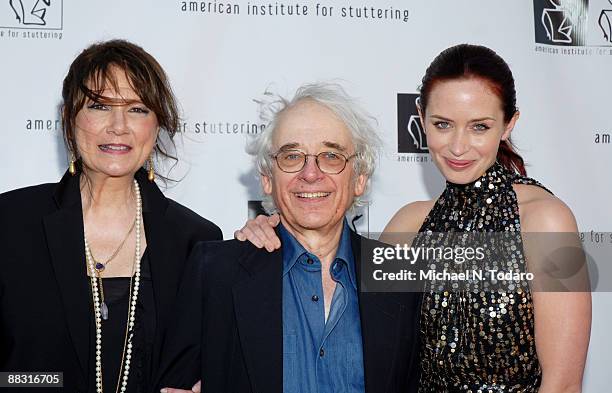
left=416, top=162, right=551, bottom=392
left=0, top=169, right=222, bottom=393
left=92, top=250, right=155, bottom=393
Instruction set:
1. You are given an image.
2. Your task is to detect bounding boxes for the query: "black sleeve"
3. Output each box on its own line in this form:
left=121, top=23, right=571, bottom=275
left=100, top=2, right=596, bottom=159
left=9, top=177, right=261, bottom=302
left=196, top=219, right=223, bottom=242
left=166, top=198, right=223, bottom=243
left=155, top=242, right=208, bottom=390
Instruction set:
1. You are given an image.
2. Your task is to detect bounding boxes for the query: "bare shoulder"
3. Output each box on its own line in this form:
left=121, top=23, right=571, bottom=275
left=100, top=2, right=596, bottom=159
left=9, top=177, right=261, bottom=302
left=383, top=199, right=436, bottom=233
left=513, top=184, right=578, bottom=232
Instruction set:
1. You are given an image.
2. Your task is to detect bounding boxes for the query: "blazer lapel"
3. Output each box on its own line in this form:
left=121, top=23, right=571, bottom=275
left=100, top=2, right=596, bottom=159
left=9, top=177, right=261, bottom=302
left=43, top=171, right=90, bottom=387
left=145, top=210, right=179, bottom=375
left=352, top=232, right=404, bottom=392
left=135, top=170, right=174, bottom=376
left=232, top=247, right=283, bottom=393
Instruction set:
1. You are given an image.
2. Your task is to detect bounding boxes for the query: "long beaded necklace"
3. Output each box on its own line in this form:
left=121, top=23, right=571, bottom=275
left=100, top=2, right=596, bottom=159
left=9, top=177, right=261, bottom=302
left=84, top=179, right=142, bottom=393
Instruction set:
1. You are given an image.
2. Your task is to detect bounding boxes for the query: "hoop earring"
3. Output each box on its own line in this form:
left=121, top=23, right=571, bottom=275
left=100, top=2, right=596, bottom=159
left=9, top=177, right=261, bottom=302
left=69, top=153, right=77, bottom=176
left=147, top=155, right=155, bottom=182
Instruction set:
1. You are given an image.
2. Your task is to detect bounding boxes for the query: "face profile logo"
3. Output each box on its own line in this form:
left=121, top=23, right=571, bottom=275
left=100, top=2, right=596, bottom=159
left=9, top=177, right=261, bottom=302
left=1, top=0, right=62, bottom=29
left=599, top=0, right=612, bottom=42
left=397, top=93, right=428, bottom=154
left=542, top=0, right=574, bottom=43
left=10, top=0, right=49, bottom=25
left=533, top=0, right=588, bottom=46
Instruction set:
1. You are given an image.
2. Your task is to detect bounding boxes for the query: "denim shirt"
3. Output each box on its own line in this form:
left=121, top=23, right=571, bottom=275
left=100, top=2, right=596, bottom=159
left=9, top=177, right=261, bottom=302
left=280, top=220, right=365, bottom=393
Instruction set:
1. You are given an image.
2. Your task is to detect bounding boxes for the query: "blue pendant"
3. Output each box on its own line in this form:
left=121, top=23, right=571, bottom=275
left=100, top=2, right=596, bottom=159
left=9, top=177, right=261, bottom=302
left=95, top=262, right=105, bottom=272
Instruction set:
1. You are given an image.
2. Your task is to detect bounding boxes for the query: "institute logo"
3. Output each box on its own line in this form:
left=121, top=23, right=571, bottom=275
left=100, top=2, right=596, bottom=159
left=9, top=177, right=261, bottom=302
left=397, top=93, right=427, bottom=154
left=1, top=0, right=63, bottom=29
left=533, top=0, right=612, bottom=53
left=534, top=0, right=588, bottom=46
left=599, top=0, right=612, bottom=42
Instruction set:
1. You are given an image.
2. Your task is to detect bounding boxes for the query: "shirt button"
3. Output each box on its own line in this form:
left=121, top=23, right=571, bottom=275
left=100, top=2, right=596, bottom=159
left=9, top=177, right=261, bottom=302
left=311, top=295, right=319, bottom=302
left=307, top=258, right=314, bottom=265
left=319, top=348, right=325, bottom=357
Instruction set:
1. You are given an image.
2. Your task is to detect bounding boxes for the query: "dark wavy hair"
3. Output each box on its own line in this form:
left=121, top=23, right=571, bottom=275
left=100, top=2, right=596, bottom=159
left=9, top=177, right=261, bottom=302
left=61, top=39, right=180, bottom=177
left=419, top=44, right=526, bottom=176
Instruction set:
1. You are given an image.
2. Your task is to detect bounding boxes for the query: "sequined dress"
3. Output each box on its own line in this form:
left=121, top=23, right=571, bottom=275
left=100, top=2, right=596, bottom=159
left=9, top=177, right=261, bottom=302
left=416, top=162, right=549, bottom=393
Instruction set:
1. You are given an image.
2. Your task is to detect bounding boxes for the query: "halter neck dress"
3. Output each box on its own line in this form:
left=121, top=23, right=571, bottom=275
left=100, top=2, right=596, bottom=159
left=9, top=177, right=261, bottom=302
left=416, top=162, right=550, bottom=392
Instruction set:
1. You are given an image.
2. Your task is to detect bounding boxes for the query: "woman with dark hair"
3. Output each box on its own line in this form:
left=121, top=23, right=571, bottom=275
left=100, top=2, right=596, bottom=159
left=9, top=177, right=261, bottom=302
left=0, top=39, right=221, bottom=393
left=236, top=44, right=591, bottom=392
left=382, top=43, right=591, bottom=392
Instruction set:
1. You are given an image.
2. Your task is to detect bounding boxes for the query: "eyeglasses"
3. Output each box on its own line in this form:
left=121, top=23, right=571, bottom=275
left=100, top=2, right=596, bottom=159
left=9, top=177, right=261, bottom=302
left=271, top=150, right=356, bottom=174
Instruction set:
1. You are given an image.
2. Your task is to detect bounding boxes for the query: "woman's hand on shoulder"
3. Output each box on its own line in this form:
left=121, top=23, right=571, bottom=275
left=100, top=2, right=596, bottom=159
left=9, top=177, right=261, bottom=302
left=234, top=214, right=281, bottom=252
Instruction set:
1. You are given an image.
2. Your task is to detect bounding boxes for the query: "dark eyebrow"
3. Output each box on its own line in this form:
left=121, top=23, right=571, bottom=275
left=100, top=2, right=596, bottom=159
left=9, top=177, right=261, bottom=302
left=322, top=141, right=346, bottom=151
left=470, top=117, right=496, bottom=122
left=85, top=96, right=142, bottom=106
left=429, top=115, right=452, bottom=122
left=429, top=114, right=496, bottom=122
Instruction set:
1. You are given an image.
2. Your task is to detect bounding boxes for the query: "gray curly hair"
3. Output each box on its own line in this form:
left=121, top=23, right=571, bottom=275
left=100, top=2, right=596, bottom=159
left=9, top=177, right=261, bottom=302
left=247, top=82, right=383, bottom=214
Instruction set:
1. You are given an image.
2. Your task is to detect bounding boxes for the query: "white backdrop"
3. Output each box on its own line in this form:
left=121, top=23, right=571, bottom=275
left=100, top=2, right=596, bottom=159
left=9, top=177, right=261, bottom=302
left=1, top=0, right=610, bottom=390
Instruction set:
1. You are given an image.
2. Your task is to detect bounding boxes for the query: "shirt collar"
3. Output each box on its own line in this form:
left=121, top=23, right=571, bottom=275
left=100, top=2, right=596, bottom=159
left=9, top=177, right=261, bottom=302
left=279, top=223, right=308, bottom=277
left=279, top=219, right=357, bottom=290
left=335, top=219, right=357, bottom=290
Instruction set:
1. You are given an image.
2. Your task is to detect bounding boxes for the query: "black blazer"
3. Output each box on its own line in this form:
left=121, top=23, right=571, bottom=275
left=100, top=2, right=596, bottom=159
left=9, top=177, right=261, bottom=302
left=157, top=230, right=422, bottom=393
left=0, top=169, right=222, bottom=392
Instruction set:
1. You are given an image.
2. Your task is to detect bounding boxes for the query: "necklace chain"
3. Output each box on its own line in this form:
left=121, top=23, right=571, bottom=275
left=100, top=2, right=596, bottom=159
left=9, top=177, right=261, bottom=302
left=90, top=216, right=137, bottom=271
left=84, top=179, right=142, bottom=393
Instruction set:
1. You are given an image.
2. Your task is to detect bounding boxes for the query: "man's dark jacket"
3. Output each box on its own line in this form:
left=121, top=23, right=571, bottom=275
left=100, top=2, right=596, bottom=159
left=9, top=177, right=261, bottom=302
left=157, top=230, right=422, bottom=393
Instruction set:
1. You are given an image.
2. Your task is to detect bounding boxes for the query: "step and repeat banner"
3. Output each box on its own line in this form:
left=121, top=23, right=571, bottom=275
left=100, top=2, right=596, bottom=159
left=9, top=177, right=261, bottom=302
left=1, top=0, right=610, bottom=390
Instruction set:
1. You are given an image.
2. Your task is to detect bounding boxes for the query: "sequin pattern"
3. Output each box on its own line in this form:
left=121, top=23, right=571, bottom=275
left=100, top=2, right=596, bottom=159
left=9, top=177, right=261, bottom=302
left=417, top=162, right=550, bottom=393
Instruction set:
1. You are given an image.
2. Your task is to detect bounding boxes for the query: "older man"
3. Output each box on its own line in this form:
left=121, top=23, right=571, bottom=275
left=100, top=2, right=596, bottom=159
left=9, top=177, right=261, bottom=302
left=158, top=83, right=421, bottom=393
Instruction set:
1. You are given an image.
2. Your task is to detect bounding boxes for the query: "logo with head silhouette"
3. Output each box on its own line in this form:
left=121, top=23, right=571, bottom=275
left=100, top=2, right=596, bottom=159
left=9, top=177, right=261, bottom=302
left=1, top=0, right=62, bottom=29
left=599, top=0, right=612, bottom=42
left=398, top=93, right=428, bottom=154
left=534, top=0, right=588, bottom=46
